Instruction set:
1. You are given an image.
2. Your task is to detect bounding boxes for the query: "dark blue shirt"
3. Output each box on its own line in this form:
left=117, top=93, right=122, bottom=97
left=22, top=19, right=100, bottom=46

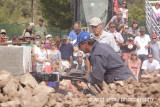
left=60, top=43, right=73, bottom=60
left=89, top=41, right=136, bottom=84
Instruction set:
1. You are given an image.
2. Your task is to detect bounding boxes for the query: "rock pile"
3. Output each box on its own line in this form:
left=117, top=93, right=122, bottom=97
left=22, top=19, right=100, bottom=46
left=0, top=70, right=160, bottom=107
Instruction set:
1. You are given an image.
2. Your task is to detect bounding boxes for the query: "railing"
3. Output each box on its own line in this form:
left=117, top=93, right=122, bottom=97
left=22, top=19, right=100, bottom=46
left=145, top=0, right=160, bottom=38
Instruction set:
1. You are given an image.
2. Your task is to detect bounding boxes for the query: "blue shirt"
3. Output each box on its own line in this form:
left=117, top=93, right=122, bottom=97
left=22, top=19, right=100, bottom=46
left=69, top=30, right=77, bottom=41
left=60, top=43, right=73, bottom=60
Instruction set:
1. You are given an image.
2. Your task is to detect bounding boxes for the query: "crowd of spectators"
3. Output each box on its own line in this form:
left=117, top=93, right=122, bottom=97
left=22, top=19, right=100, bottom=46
left=0, top=0, right=160, bottom=94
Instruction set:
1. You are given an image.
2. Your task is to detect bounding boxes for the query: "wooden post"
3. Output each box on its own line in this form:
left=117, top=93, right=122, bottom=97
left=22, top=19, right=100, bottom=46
left=31, top=0, right=34, bottom=22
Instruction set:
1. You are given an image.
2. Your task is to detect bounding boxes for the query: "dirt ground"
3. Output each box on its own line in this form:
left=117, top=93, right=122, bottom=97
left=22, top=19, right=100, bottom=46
left=0, top=70, right=160, bottom=107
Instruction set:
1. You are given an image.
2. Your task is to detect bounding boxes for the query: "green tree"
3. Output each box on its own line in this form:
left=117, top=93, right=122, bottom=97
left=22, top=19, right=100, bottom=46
left=39, top=0, right=73, bottom=30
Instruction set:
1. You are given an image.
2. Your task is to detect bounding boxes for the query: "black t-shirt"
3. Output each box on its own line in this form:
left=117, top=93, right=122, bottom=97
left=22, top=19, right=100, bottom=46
left=121, top=33, right=136, bottom=52
left=25, top=29, right=32, bottom=35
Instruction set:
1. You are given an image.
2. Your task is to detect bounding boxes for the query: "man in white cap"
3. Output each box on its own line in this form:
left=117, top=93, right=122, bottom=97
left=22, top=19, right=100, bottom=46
left=89, top=17, right=118, bottom=52
left=46, top=34, right=53, bottom=41
left=22, top=32, right=34, bottom=48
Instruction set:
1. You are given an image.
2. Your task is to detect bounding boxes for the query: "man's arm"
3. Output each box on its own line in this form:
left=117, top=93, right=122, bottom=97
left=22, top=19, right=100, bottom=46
left=86, top=55, right=106, bottom=84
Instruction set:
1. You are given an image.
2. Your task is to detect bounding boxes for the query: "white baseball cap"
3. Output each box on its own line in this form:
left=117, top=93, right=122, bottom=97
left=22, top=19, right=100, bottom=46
left=46, top=34, right=52, bottom=39
left=89, top=17, right=102, bottom=26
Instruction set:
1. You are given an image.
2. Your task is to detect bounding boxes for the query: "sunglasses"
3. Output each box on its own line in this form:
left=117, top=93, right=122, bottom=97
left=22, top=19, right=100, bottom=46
left=131, top=54, right=137, bottom=56
left=152, top=38, right=157, bottom=39
left=1, top=33, right=6, bottom=34
left=77, top=56, right=83, bottom=58
left=110, top=26, right=116, bottom=28
left=36, top=38, right=40, bottom=39
left=124, top=27, right=129, bottom=29
left=41, top=42, right=45, bottom=44
left=148, top=57, right=153, bottom=58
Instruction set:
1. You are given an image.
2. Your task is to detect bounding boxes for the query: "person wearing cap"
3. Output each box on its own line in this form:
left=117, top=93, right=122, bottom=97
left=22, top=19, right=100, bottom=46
left=46, top=34, right=53, bottom=41
left=149, top=34, right=160, bottom=62
left=105, top=11, right=124, bottom=32
left=0, top=29, right=6, bottom=43
left=141, top=53, right=160, bottom=77
left=33, top=18, right=48, bottom=39
left=134, top=26, right=151, bottom=63
left=134, top=26, right=151, bottom=79
left=74, top=31, right=136, bottom=85
left=21, top=32, right=34, bottom=48
left=89, top=17, right=118, bottom=52
left=60, top=35, right=73, bottom=72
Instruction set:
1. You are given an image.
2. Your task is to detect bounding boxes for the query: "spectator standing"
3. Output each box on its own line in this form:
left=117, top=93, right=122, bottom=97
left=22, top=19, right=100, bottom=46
left=152, top=2, right=160, bottom=25
left=89, top=17, right=118, bottom=52
left=35, top=40, right=50, bottom=72
left=105, top=11, right=124, bottom=32
left=142, top=54, right=160, bottom=77
left=128, top=21, right=140, bottom=37
left=149, top=34, right=160, bottom=62
left=33, top=18, right=48, bottom=39
left=22, top=25, right=34, bottom=37
left=127, top=51, right=141, bottom=80
left=108, top=22, right=124, bottom=53
left=134, top=26, right=151, bottom=63
left=121, top=25, right=136, bottom=61
left=60, top=35, right=73, bottom=72
left=69, top=22, right=80, bottom=43
left=120, top=1, right=128, bottom=24
left=50, top=41, right=62, bottom=72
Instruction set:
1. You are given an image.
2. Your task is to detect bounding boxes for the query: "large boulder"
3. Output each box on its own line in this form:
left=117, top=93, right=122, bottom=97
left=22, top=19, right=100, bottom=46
left=0, top=70, right=12, bottom=88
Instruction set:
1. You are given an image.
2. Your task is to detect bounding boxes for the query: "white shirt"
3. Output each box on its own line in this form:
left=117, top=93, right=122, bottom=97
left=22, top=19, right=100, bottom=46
left=153, top=7, right=160, bottom=16
left=120, top=8, right=128, bottom=18
left=35, top=47, right=51, bottom=66
left=142, top=59, right=160, bottom=73
left=134, top=34, right=151, bottom=55
left=93, top=30, right=119, bottom=52
left=108, top=31, right=124, bottom=51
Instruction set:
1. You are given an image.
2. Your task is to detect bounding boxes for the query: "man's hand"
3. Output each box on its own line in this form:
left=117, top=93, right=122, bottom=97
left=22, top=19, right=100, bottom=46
left=145, top=44, right=150, bottom=49
left=136, top=44, right=140, bottom=49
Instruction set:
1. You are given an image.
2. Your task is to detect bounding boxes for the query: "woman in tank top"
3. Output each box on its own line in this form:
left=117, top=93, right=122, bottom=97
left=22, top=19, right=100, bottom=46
left=127, top=51, right=141, bottom=81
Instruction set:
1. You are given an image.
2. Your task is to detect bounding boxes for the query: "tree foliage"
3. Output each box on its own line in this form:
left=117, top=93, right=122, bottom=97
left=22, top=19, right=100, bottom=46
left=126, top=0, right=145, bottom=23
left=39, top=0, right=73, bottom=30
left=0, top=0, right=41, bottom=24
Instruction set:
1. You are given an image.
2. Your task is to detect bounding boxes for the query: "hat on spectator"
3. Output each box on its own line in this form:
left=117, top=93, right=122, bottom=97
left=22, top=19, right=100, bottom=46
left=46, top=34, right=52, bottom=39
left=140, top=26, right=146, bottom=31
left=89, top=17, right=102, bottom=26
left=1, top=29, right=6, bottom=33
left=152, top=34, right=157, bottom=38
left=30, top=22, right=34, bottom=26
left=62, top=35, right=68, bottom=40
left=24, top=32, right=31, bottom=38
left=74, top=31, right=91, bottom=46
left=39, top=18, right=44, bottom=22
left=118, top=11, right=123, bottom=15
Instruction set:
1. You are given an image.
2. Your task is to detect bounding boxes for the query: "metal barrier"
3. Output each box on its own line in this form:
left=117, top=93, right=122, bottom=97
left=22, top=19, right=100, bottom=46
left=145, top=0, right=160, bottom=38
